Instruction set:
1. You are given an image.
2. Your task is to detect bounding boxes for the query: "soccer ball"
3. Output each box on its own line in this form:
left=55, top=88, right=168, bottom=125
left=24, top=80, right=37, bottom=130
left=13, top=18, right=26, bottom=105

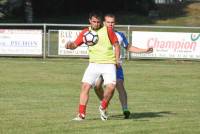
left=83, top=31, right=98, bottom=46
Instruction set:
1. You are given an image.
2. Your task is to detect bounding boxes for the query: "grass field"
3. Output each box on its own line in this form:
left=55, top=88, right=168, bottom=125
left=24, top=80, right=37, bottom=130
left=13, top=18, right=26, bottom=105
left=0, top=58, right=200, bottom=134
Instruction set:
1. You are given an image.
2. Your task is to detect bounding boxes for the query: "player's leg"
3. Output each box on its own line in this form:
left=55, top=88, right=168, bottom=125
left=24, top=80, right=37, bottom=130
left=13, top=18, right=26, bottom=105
left=116, top=66, right=130, bottom=119
left=99, top=82, right=115, bottom=120
left=99, top=64, right=116, bottom=120
left=101, top=64, right=116, bottom=107
left=103, top=83, right=115, bottom=106
left=73, top=82, right=91, bottom=120
left=73, top=63, right=98, bottom=120
left=116, top=80, right=130, bottom=119
left=116, top=79, right=127, bottom=109
left=94, top=75, right=104, bottom=101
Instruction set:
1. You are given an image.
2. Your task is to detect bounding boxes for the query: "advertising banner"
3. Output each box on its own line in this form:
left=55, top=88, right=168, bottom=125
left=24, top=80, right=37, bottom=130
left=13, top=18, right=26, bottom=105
left=131, top=31, right=200, bottom=59
left=0, top=29, right=42, bottom=55
left=58, top=30, right=88, bottom=56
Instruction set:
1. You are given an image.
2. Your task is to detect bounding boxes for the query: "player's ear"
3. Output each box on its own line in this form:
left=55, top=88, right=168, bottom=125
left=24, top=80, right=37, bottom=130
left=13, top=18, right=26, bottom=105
left=89, top=19, right=91, bottom=24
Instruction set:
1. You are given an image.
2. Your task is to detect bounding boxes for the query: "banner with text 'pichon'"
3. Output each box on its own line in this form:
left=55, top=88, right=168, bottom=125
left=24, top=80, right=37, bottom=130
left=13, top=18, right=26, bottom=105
left=131, top=31, right=200, bottom=59
left=0, top=29, right=42, bottom=55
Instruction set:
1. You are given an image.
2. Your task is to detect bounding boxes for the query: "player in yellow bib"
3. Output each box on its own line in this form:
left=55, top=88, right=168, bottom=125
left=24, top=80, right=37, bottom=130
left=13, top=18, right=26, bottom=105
left=66, top=11, right=120, bottom=121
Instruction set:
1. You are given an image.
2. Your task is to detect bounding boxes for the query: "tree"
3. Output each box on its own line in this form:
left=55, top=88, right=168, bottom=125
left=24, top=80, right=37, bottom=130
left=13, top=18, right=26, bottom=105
left=0, top=0, right=157, bottom=22
left=24, top=0, right=33, bottom=22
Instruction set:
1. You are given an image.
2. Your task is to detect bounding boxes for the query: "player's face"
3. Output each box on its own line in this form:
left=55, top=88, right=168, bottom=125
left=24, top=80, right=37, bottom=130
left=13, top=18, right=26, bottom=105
left=104, top=16, right=115, bottom=28
left=89, top=17, right=101, bottom=30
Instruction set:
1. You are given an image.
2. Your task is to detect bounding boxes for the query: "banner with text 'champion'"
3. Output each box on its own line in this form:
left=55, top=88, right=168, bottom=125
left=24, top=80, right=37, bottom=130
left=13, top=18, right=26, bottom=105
left=131, top=31, right=200, bottom=59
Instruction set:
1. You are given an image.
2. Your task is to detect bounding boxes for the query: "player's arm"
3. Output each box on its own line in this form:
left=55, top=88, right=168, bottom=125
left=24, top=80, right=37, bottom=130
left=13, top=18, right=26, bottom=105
left=127, top=45, right=153, bottom=53
left=113, top=42, right=120, bottom=66
left=118, top=32, right=153, bottom=53
left=65, top=29, right=88, bottom=50
left=108, top=28, right=121, bottom=67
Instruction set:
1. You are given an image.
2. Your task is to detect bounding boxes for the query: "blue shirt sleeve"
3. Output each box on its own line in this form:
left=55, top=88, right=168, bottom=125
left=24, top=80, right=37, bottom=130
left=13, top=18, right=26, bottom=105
left=117, top=31, right=129, bottom=49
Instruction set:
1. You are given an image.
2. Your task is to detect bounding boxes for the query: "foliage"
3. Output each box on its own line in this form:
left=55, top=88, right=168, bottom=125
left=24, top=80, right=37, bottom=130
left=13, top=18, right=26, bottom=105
left=0, top=0, right=23, bottom=18
left=0, top=0, right=7, bottom=4
left=156, top=1, right=200, bottom=26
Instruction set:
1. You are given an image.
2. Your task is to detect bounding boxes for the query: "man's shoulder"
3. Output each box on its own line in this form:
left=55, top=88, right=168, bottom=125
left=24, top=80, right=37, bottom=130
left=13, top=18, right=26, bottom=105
left=115, top=30, right=129, bottom=47
left=115, top=31, right=125, bottom=37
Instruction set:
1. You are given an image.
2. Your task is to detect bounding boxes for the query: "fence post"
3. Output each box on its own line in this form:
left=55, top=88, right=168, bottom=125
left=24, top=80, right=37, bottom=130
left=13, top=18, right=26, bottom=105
left=43, top=24, right=46, bottom=59
left=127, top=25, right=130, bottom=60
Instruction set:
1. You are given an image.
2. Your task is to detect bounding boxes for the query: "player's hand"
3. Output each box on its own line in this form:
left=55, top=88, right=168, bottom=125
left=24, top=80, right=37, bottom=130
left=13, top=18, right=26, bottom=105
left=146, top=47, right=153, bottom=53
left=65, top=41, right=72, bottom=49
left=116, top=60, right=122, bottom=68
left=65, top=41, right=77, bottom=50
left=116, top=63, right=121, bottom=68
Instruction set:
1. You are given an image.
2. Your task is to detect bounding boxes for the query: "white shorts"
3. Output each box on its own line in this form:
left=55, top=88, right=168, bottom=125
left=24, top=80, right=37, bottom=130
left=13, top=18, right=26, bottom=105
left=82, top=63, right=116, bottom=86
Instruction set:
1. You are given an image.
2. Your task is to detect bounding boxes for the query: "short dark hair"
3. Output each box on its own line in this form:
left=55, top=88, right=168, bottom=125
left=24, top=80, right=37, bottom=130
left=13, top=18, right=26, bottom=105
left=89, top=11, right=103, bottom=20
left=104, top=13, right=116, bottom=21
left=104, top=13, right=115, bottom=19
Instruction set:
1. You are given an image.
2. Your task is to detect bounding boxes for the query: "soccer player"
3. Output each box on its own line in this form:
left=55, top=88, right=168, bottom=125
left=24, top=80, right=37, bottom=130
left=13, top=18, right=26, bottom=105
left=65, top=11, right=121, bottom=121
left=94, top=14, right=153, bottom=119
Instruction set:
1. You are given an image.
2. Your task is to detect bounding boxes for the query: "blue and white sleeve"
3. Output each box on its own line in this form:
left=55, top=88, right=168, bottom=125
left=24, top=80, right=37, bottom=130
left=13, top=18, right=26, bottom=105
left=118, top=32, right=129, bottom=49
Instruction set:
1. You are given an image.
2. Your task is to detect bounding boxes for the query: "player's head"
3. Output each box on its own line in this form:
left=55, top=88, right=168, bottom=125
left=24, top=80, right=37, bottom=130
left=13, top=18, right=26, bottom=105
left=89, top=11, right=103, bottom=30
left=104, top=14, right=116, bottom=29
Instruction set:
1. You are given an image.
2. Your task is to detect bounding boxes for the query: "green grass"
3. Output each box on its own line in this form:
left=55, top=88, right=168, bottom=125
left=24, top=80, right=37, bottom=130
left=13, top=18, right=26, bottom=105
left=0, top=58, right=200, bottom=134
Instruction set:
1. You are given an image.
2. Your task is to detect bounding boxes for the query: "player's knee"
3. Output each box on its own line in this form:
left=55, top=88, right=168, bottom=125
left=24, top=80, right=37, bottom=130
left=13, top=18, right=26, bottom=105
left=94, top=84, right=101, bottom=91
left=106, top=83, right=116, bottom=91
left=81, top=83, right=91, bottom=92
left=116, top=79, right=124, bottom=90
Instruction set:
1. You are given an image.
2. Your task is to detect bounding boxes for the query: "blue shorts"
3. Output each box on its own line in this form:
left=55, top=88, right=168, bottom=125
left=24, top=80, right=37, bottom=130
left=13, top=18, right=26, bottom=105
left=117, top=66, right=124, bottom=80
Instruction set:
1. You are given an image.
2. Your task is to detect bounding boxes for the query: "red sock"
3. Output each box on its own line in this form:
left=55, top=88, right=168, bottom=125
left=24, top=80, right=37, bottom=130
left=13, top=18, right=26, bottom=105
left=79, top=104, right=86, bottom=115
left=101, top=99, right=108, bottom=109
